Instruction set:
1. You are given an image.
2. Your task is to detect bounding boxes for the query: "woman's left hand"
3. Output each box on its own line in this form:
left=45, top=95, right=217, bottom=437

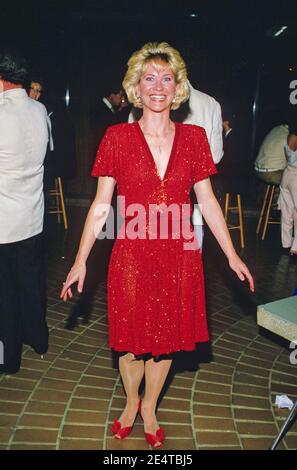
left=228, top=253, right=255, bottom=292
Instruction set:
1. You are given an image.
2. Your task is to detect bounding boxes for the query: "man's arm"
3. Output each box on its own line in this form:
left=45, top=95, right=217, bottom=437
left=288, top=133, right=297, bottom=151
left=209, top=101, right=224, bottom=164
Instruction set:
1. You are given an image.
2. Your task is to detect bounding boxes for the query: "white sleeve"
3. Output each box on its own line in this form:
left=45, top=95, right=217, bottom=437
left=209, top=102, right=223, bottom=164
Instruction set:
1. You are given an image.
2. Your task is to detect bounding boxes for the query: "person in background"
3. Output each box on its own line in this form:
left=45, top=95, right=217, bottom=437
left=27, top=77, right=54, bottom=152
left=0, top=51, right=49, bottom=374
left=278, top=125, right=297, bottom=255
left=254, top=123, right=289, bottom=217
left=28, top=77, right=44, bottom=101
left=223, top=117, right=233, bottom=138
left=91, top=84, right=126, bottom=145
left=254, top=124, right=288, bottom=185
left=180, top=83, right=224, bottom=249
left=27, top=77, right=58, bottom=235
left=214, top=113, right=244, bottom=201
left=89, top=84, right=126, bottom=190
left=117, top=90, right=131, bottom=121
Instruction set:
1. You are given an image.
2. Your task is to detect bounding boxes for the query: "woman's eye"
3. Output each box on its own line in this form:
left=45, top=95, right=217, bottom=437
left=164, top=77, right=173, bottom=82
left=145, top=76, right=154, bottom=81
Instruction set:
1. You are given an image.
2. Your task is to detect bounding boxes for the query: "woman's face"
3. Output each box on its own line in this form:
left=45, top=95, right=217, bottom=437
left=136, top=60, right=178, bottom=113
left=29, top=81, right=42, bottom=101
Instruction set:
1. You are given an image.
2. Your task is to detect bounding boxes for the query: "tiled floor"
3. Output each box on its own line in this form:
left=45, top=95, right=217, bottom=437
left=0, top=207, right=296, bottom=450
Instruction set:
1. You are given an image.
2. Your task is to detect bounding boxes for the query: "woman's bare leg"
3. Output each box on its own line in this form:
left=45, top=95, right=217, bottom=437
left=141, top=357, right=172, bottom=446
left=114, top=353, right=144, bottom=437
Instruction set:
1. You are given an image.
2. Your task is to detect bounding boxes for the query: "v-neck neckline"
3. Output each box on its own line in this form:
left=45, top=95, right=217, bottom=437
left=136, top=121, right=179, bottom=182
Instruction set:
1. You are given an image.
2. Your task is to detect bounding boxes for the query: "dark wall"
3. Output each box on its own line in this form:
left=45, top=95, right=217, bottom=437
left=1, top=0, right=297, bottom=199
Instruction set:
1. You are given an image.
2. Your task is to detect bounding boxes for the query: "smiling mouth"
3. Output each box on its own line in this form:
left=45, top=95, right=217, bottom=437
left=150, top=95, right=166, bottom=101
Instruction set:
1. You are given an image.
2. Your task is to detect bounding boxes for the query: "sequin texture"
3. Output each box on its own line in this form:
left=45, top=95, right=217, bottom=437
left=91, top=122, right=217, bottom=356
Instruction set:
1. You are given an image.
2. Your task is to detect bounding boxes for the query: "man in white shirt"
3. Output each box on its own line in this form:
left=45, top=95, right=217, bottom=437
left=254, top=124, right=289, bottom=185
left=183, top=83, right=224, bottom=163
left=0, top=51, right=49, bottom=374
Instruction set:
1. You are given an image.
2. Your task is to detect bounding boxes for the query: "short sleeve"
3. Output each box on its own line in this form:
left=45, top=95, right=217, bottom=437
left=91, top=126, right=118, bottom=180
left=192, top=126, right=218, bottom=184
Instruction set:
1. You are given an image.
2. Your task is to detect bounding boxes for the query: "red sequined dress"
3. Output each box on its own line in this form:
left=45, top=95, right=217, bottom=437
left=91, top=122, right=217, bottom=356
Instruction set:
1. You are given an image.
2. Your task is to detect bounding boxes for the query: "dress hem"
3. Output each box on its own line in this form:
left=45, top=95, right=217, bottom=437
left=110, top=339, right=209, bottom=357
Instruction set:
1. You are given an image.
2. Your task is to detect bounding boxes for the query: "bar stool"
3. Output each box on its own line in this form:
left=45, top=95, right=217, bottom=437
left=256, top=184, right=280, bottom=240
left=224, top=193, right=245, bottom=248
left=48, top=177, right=68, bottom=229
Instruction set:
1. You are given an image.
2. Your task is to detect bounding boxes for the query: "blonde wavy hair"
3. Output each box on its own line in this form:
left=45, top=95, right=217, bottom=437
left=122, top=42, right=189, bottom=111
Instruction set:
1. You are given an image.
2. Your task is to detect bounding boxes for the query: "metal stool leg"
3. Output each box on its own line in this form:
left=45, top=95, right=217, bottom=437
left=271, top=401, right=297, bottom=450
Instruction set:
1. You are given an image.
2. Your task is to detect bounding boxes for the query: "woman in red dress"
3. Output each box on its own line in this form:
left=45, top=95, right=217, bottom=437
left=61, top=42, right=254, bottom=448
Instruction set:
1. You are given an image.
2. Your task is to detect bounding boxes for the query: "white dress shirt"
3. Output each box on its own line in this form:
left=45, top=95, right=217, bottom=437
left=183, top=83, right=223, bottom=164
left=102, top=97, right=114, bottom=112
left=225, top=128, right=233, bottom=138
left=254, top=125, right=288, bottom=172
left=0, top=88, right=48, bottom=243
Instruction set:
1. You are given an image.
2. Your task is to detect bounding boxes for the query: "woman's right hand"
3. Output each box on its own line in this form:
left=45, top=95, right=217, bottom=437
left=60, top=261, right=86, bottom=302
left=228, top=253, right=255, bottom=292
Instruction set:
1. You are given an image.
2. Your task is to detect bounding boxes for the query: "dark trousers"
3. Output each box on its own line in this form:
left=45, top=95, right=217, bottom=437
left=0, top=233, right=48, bottom=374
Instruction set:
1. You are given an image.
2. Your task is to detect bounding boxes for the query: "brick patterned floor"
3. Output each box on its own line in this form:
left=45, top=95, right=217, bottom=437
left=0, top=208, right=296, bottom=450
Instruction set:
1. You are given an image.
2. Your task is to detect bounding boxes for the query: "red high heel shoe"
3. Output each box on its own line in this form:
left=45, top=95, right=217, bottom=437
left=138, top=400, right=166, bottom=448
left=111, top=400, right=141, bottom=440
